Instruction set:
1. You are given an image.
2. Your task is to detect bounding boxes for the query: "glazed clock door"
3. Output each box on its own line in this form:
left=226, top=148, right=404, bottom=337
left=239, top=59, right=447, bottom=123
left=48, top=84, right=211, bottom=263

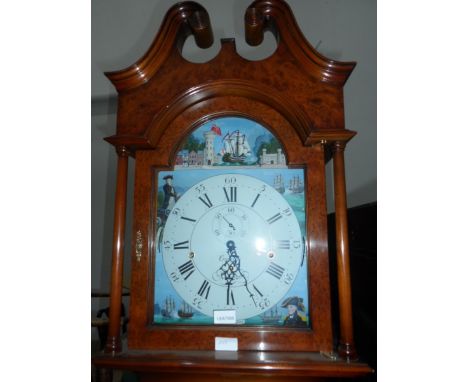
left=153, top=116, right=310, bottom=327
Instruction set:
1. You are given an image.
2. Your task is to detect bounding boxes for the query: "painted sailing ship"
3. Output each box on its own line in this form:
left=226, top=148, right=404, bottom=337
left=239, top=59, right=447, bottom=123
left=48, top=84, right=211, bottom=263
left=273, top=174, right=285, bottom=194
left=177, top=301, right=194, bottom=318
left=261, top=305, right=281, bottom=324
left=288, top=176, right=304, bottom=193
left=161, top=296, right=176, bottom=318
left=222, top=130, right=252, bottom=163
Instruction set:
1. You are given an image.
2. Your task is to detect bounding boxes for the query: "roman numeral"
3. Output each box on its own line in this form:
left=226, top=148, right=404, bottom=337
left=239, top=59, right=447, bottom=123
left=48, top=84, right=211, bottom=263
left=223, top=187, right=237, bottom=202
left=181, top=216, right=196, bottom=222
left=251, top=193, right=260, bottom=208
left=227, top=285, right=236, bottom=305
left=178, top=260, right=195, bottom=280
left=267, top=213, right=282, bottom=224
left=266, top=262, right=285, bottom=280
left=275, top=240, right=290, bottom=249
left=197, top=280, right=211, bottom=299
left=252, top=284, right=263, bottom=297
left=173, top=240, right=189, bottom=250
left=198, top=193, right=213, bottom=208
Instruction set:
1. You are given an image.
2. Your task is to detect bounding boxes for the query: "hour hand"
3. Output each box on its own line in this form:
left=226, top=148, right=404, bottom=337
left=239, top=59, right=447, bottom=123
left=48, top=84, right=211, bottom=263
left=226, top=240, right=240, bottom=268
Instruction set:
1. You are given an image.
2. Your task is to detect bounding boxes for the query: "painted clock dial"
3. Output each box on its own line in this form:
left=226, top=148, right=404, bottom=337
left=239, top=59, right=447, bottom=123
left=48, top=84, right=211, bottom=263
left=162, top=174, right=304, bottom=320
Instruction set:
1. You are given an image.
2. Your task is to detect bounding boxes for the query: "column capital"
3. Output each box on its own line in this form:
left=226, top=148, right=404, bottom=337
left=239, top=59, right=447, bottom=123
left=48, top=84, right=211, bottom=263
left=331, top=140, right=348, bottom=153
left=115, top=145, right=131, bottom=158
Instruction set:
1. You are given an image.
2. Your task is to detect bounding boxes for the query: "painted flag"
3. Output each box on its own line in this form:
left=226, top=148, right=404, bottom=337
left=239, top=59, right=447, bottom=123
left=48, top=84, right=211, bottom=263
left=211, top=124, right=222, bottom=136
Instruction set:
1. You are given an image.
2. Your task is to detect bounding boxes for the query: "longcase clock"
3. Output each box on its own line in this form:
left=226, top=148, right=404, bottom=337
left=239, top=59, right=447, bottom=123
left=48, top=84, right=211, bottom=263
left=93, top=1, right=373, bottom=381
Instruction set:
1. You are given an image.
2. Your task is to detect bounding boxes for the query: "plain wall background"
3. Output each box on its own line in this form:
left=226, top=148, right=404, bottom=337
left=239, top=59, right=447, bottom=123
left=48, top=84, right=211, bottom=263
left=91, top=0, right=376, bottom=298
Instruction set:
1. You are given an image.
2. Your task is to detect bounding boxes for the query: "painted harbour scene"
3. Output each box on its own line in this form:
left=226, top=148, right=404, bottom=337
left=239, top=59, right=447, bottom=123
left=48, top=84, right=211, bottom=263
left=153, top=117, right=309, bottom=327
left=174, top=116, right=287, bottom=169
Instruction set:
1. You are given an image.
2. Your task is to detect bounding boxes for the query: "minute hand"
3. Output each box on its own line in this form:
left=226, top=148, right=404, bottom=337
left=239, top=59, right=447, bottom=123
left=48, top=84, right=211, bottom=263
left=225, top=240, right=257, bottom=307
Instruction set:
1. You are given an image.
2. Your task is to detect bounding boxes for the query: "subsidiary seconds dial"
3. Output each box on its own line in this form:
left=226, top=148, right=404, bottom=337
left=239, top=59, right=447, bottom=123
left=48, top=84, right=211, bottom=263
left=162, top=174, right=304, bottom=320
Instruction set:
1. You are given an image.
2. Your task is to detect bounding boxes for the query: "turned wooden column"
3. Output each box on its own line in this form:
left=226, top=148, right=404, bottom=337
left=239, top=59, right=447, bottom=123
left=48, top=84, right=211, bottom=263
left=332, top=141, right=357, bottom=360
left=105, top=145, right=130, bottom=353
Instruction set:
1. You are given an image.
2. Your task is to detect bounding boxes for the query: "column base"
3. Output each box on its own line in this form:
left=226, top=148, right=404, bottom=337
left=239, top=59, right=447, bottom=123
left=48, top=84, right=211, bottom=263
left=105, top=335, right=122, bottom=354
left=338, top=341, right=358, bottom=361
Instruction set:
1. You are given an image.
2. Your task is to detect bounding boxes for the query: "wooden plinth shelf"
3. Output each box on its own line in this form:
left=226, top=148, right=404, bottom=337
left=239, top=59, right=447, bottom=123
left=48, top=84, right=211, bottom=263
left=93, top=350, right=372, bottom=381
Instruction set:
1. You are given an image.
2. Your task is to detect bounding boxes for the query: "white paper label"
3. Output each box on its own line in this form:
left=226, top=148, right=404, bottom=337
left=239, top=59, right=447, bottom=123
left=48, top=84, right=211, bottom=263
left=215, top=337, right=238, bottom=351
left=213, top=309, right=236, bottom=324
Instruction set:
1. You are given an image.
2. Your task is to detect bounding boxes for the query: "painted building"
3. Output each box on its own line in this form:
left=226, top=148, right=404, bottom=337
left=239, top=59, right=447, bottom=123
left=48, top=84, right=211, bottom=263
left=176, top=149, right=189, bottom=166
left=260, top=148, right=286, bottom=166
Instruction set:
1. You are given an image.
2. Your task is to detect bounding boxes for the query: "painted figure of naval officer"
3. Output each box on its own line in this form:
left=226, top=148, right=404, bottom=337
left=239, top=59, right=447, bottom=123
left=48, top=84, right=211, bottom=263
left=162, top=175, right=178, bottom=212
left=281, top=296, right=307, bottom=327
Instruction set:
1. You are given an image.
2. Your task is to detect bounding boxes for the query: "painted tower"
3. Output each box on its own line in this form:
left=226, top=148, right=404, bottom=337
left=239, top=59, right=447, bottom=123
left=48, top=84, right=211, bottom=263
left=203, top=130, right=216, bottom=166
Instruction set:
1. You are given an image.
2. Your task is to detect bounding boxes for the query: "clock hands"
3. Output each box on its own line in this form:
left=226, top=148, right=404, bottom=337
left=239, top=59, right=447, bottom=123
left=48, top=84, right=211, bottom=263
left=222, top=216, right=236, bottom=231
left=217, top=240, right=257, bottom=307
left=218, top=240, right=239, bottom=286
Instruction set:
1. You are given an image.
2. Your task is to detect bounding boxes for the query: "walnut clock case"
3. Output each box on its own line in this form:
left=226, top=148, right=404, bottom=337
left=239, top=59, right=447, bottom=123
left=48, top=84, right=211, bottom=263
left=93, top=0, right=372, bottom=380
